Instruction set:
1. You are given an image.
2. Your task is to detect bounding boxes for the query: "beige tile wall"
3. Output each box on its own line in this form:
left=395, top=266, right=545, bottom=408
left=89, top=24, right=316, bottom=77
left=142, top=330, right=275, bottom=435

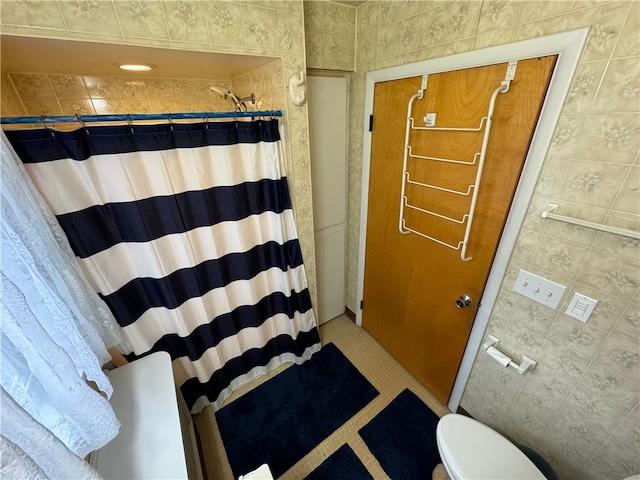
left=304, top=1, right=356, bottom=71
left=5, top=58, right=286, bottom=122
left=0, top=0, right=318, bottom=309
left=233, top=59, right=286, bottom=112
left=7, top=72, right=234, bottom=117
left=335, top=1, right=638, bottom=479
left=1, top=69, right=25, bottom=117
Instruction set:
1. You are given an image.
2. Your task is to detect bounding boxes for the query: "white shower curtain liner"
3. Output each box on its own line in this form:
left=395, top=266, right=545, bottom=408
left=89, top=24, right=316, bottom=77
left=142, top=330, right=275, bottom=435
left=1, top=132, right=125, bottom=477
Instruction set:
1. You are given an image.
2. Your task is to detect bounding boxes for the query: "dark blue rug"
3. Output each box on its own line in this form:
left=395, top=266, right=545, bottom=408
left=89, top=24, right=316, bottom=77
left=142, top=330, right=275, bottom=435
left=304, top=444, right=373, bottom=480
left=216, top=343, right=379, bottom=478
left=358, top=389, right=441, bottom=479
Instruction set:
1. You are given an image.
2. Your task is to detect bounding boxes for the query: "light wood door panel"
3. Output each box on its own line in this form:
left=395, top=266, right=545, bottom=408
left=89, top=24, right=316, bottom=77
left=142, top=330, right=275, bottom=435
left=362, top=57, right=557, bottom=404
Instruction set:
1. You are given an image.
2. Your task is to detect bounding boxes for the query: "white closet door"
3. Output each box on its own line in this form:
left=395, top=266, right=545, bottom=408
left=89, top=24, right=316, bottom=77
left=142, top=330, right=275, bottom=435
left=308, top=75, right=347, bottom=324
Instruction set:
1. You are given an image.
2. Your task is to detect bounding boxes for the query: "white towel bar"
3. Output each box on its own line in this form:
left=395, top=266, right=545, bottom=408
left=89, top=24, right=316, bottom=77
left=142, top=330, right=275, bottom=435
left=541, top=204, right=639, bottom=239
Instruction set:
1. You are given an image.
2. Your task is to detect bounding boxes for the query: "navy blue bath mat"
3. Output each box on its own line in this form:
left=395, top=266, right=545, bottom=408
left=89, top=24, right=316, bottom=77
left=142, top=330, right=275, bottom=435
left=215, top=343, right=379, bottom=478
left=358, top=389, right=441, bottom=479
left=304, top=444, right=373, bottom=480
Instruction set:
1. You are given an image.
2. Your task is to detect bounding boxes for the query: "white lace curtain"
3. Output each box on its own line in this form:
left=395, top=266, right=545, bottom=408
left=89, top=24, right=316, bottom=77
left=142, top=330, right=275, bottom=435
left=1, top=132, right=127, bottom=478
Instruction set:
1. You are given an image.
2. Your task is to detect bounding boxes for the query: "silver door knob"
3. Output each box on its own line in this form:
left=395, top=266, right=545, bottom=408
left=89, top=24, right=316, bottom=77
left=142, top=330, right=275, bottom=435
left=456, top=294, right=472, bottom=308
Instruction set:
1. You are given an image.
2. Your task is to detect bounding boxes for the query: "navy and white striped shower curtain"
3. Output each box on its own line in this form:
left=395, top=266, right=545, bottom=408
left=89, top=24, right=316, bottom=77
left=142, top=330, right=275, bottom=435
left=6, top=119, right=321, bottom=413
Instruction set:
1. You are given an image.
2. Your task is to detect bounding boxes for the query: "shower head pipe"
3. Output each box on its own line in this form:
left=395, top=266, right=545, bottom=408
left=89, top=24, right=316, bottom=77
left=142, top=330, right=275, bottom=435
left=210, top=87, right=257, bottom=112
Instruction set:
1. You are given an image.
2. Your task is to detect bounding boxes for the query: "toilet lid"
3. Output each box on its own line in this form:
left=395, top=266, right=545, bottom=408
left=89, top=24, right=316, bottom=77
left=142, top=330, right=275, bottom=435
left=436, top=414, right=547, bottom=480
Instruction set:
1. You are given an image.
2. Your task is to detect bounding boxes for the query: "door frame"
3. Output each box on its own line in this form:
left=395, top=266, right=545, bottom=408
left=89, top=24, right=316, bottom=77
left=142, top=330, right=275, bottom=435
left=356, top=28, right=589, bottom=412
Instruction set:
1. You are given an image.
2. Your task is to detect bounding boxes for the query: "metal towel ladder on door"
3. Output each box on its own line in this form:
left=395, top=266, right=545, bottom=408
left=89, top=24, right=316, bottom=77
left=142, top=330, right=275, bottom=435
left=398, top=62, right=518, bottom=261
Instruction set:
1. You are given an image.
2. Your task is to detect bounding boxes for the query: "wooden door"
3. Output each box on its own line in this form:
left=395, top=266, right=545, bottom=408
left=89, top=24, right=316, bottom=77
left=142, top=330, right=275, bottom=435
left=362, top=57, right=556, bottom=404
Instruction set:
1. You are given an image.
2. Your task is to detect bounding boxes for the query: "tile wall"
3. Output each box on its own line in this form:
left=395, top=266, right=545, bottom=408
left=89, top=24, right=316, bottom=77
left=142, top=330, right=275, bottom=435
left=0, top=0, right=318, bottom=309
left=304, top=0, right=356, bottom=71
left=1, top=70, right=25, bottom=117
left=4, top=59, right=286, bottom=123
left=6, top=72, right=234, bottom=118
left=335, top=1, right=638, bottom=479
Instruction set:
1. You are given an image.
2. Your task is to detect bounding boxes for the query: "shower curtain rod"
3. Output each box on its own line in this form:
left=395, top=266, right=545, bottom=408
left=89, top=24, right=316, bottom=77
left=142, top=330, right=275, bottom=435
left=0, top=110, right=283, bottom=125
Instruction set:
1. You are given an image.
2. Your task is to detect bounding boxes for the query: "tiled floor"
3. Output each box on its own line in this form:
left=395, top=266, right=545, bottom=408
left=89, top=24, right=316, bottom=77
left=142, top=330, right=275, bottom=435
left=192, top=315, right=452, bottom=480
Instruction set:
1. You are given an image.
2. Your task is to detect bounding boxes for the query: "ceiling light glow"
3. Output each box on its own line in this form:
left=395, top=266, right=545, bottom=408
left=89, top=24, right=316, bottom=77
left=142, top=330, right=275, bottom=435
left=118, top=64, right=154, bottom=71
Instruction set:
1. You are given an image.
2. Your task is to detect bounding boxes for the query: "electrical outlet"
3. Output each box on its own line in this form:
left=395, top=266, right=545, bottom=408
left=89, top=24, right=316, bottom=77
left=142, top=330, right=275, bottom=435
left=512, top=269, right=567, bottom=310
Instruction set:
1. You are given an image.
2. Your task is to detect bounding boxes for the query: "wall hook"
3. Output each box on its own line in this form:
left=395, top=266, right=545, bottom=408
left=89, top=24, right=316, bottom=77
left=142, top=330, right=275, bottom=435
left=288, top=71, right=306, bottom=106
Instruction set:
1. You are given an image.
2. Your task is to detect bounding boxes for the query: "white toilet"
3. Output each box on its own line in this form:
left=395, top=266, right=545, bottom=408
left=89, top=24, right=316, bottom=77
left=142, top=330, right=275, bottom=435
left=436, top=414, right=547, bottom=480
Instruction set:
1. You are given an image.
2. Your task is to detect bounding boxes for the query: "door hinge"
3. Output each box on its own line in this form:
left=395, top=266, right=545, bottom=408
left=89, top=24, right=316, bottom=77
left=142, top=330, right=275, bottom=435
left=369, top=114, right=373, bottom=132
left=360, top=300, right=364, bottom=310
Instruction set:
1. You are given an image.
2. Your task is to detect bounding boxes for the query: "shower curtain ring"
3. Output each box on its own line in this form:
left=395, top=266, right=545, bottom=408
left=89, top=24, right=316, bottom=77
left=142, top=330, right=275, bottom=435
left=40, top=115, right=55, bottom=137
left=169, top=116, right=174, bottom=131
left=127, top=114, right=134, bottom=133
left=76, top=114, right=89, bottom=135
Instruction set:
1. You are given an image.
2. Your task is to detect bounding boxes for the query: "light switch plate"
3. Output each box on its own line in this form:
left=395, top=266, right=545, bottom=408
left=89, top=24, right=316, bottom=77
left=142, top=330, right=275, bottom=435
left=512, top=269, right=567, bottom=310
left=565, top=292, right=598, bottom=323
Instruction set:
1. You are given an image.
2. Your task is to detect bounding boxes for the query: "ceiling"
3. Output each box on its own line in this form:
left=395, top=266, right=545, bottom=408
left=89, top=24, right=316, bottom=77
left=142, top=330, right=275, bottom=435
left=0, top=35, right=276, bottom=80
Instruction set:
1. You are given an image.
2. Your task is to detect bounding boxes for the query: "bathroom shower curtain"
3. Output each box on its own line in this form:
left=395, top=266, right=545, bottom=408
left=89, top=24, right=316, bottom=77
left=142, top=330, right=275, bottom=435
left=5, top=119, right=321, bottom=413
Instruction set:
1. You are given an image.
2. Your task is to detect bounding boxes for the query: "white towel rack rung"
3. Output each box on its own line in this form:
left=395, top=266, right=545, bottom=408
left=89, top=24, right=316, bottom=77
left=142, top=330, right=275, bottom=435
left=405, top=172, right=474, bottom=196
left=407, top=146, right=481, bottom=166
left=400, top=219, right=465, bottom=251
left=409, top=116, right=488, bottom=132
left=403, top=196, right=469, bottom=224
